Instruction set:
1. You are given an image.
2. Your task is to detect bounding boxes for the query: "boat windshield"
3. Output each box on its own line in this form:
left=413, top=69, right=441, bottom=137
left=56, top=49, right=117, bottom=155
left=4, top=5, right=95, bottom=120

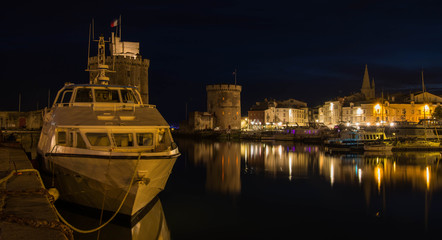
left=112, top=133, right=134, bottom=147
left=137, top=133, right=153, bottom=146
left=121, top=89, right=137, bottom=103
left=55, top=88, right=74, bottom=105
left=86, top=133, right=111, bottom=146
left=95, top=89, right=120, bottom=102
left=75, top=88, right=93, bottom=102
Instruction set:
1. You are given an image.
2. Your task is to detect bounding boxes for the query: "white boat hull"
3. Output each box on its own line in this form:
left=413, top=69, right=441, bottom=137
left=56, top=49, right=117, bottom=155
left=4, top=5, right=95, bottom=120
left=41, top=153, right=177, bottom=216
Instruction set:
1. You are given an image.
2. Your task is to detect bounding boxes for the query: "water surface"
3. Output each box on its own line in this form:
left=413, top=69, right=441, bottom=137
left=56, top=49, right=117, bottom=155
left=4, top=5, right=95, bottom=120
left=60, top=138, right=442, bottom=239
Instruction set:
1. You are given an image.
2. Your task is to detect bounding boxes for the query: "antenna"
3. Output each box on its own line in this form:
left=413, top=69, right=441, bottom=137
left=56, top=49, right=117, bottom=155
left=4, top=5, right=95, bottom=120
left=87, top=22, right=91, bottom=70
left=233, top=68, right=237, bottom=85
left=119, top=15, right=122, bottom=38
left=92, top=18, right=95, bottom=40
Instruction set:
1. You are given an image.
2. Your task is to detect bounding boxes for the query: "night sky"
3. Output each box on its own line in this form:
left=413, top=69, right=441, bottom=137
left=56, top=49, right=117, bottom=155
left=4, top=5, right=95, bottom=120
left=2, top=0, right=442, bottom=125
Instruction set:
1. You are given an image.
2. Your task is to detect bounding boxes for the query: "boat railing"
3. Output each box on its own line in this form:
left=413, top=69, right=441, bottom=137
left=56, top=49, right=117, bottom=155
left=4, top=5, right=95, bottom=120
left=53, top=102, right=157, bottom=111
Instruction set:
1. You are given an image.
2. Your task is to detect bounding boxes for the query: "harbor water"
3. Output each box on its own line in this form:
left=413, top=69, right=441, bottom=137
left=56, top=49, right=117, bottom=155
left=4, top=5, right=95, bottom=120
left=55, top=137, right=442, bottom=239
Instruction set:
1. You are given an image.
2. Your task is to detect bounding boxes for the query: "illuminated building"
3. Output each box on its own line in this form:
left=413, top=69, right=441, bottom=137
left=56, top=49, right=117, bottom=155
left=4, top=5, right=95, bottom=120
left=247, top=98, right=308, bottom=128
left=318, top=65, right=442, bottom=128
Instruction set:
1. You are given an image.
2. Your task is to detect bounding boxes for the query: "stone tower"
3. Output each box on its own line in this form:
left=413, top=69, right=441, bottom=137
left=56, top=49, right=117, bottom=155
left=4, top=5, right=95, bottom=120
left=206, top=84, right=242, bottom=130
left=361, top=64, right=375, bottom=100
left=88, top=33, right=150, bottom=104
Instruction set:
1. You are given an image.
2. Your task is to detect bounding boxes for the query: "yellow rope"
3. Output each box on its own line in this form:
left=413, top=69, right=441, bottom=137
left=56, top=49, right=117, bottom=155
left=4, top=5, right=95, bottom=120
left=0, top=168, right=44, bottom=186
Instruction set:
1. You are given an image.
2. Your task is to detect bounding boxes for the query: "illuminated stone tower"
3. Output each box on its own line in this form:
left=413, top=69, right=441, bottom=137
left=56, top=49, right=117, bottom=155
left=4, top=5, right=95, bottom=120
left=206, top=84, right=242, bottom=130
left=361, top=64, right=375, bottom=100
left=88, top=33, right=150, bottom=104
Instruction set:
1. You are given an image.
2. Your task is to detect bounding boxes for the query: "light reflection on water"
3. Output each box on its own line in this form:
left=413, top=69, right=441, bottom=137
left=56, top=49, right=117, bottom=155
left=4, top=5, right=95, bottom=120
left=173, top=139, right=442, bottom=238
left=57, top=197, right=170, bottom=240
left=187, top=140, right=442, bottom=195
left=60, top=139, right=442, bottom=239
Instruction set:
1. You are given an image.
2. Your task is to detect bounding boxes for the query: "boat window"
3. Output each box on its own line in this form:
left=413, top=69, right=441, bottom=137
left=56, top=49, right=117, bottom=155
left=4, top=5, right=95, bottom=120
left=113, top=133, right=134, bottom=147
left=60, top=90, right=73, bottom=104
left=57, top=131, right=67, bottom=145
left=159, top=129, right=166, bottom=143
left=55, top=88, right=72, bottom=104
left=95, top=89, right=120, bottom=103
left=137, top=133, right=153, bottom=146
left=75, top=88, right=93, bottom=102
left=86, top=133, right=111, bottom=146
left=121, top=89, right=137, bottom=103
left=76, top=132, right=87, bottom=149
left=68, top=132, right=74, bottom=147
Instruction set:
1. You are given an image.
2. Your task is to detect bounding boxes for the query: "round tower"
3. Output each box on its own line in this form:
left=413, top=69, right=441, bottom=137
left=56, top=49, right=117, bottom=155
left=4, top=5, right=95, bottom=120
left=206, top=84, right=242, bottom=130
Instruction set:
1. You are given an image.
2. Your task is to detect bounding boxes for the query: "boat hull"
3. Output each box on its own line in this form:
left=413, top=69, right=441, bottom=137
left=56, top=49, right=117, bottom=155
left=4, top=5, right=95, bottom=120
left=363, top=144, right=393, bottom=152
left=41, top=153, right=177, bottom=216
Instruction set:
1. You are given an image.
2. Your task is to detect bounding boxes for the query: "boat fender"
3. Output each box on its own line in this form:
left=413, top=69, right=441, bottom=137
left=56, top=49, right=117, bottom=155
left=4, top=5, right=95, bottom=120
left=48, top=187, right=60, bottom=201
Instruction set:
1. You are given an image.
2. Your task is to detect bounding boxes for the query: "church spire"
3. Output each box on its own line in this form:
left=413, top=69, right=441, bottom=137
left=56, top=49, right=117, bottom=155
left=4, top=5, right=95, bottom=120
left=361, top=64, right=371, bottom=90
left=361, top=64, right=374, bottom=100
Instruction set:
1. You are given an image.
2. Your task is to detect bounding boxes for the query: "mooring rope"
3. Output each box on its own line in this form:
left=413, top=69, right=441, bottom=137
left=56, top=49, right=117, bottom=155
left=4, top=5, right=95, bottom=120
left=52, top=152, right=141, bottom=233
left=0, top=168, right=74, bottom=239
left=1, top=149, right=144, bottom=234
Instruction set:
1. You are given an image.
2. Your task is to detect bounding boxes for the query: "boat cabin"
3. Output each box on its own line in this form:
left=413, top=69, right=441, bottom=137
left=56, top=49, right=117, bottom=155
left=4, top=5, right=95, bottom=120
left=53, top=84, right=143, bottom=107
left=54, top=127, right=173, bottom=152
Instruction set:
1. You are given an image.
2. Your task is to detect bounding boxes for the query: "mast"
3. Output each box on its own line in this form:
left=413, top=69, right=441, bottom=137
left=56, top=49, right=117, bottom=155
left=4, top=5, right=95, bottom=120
left=96, top=35, right=110, bottom=85
left=422, top=70, right=428, bottom=140
left=422, top=70, right=427, bottom=121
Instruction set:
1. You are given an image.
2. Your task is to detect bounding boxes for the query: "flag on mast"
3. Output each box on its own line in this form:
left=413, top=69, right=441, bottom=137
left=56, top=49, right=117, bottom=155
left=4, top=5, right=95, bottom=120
left=111, top=19, right=118, bottom=27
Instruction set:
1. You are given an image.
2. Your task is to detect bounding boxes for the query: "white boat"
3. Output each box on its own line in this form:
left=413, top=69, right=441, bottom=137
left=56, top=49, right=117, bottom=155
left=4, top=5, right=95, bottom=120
left=325, top=128, right=389, bottom=151
left=37, top=36, right=180, bottom=216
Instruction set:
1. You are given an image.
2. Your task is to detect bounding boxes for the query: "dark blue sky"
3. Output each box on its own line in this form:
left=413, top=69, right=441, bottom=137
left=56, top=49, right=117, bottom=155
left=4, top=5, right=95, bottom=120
left=2, top=0, right=442, bottom=124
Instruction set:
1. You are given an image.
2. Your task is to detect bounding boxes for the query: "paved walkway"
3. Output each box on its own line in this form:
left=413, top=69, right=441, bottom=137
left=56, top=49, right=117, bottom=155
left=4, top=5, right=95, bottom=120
left=0, top=146, right=71, bottom=240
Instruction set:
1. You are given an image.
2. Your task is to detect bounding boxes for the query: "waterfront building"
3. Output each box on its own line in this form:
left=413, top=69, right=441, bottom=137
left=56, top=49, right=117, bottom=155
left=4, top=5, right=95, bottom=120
left=187, top=111, right=214, bottom=131
left=247, top=99, right=274, bottom=128
left=318, top=100, right=343, bottom=128
left=275, top=99, right=308, bottom=126
left=206, top=84, right=242, bottom=130
left=0, top=110, right=43, bottom=130
left=248, top=98, right=308, bottom=128
left=318, top=65, right=442, bottom=128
